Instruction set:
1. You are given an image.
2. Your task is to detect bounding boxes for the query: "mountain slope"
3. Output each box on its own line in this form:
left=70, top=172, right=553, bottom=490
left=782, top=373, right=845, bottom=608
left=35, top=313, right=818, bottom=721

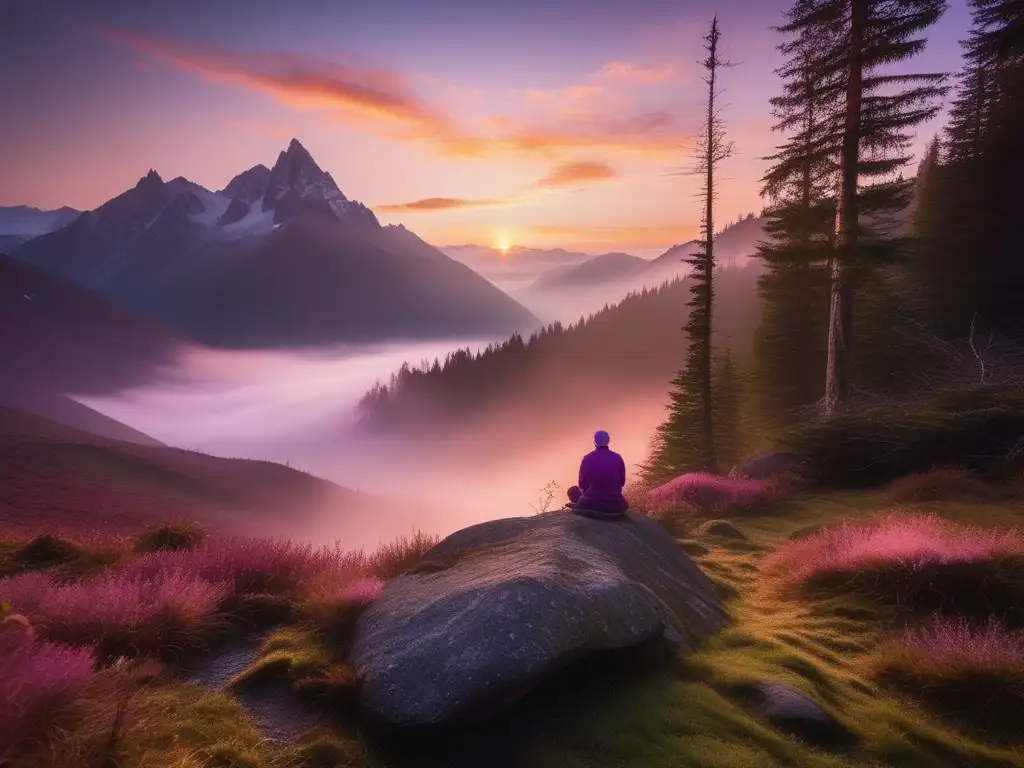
left=647, top=215, right=765, bottom=277
left=0, top=205, right=81, bottom=252
left=522, top=251, right=650, bottom=292
left=0, top=253, right=185, bottom=395
left=0, top=406, right=372, bottom=539
left=13, top=139, right=537, bottom=348
left=356, top=262, right=765, bottom=445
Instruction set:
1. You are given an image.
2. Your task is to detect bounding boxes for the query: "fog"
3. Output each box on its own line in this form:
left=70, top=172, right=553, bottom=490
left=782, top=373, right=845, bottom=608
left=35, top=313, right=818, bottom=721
left=77, top=340, right=666, bottom=548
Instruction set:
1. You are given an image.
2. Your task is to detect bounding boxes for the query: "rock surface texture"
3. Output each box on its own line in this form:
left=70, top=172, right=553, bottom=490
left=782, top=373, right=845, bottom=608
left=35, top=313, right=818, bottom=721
left=351, top=510, right=728, bottom=728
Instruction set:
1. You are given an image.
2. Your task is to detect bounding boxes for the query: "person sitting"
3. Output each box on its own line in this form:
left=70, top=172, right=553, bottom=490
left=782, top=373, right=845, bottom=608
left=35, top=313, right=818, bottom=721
left=566, top=430, right=629, bottom=519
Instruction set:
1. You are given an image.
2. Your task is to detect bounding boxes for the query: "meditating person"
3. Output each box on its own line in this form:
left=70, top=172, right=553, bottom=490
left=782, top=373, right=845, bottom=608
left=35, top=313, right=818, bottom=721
left=567, top=430, right=629, bottom=518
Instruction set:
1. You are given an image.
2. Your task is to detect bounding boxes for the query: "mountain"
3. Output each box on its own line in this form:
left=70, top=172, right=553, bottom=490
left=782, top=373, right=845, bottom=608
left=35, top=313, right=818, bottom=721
left=647, top=215, right=765, bottom=277
left=13, top=139, right=537, bottom=348
left=521, top=251, right=650, bottom=292
left=0, top=253, right=185, bottom=394
left=0, top=205, right=80, bottom=252
left=441, top=244, right=593, bottom=290
left=0, top=253, right=186, bottom=438
left=0, top=406, right=413, bottom=545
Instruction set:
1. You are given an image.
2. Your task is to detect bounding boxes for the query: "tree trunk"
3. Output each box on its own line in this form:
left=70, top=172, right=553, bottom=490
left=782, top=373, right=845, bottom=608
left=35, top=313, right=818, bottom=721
left=824, top=0, right=865, bottom=414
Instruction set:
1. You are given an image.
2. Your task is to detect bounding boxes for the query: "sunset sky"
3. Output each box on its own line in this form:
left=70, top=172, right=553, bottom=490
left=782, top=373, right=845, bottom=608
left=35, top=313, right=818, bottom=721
left=0, top=0, right=970, bottom=253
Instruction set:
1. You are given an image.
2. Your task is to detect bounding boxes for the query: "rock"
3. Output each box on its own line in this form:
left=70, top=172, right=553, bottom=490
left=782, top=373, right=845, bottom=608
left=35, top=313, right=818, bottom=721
left=734, top=452, right=805, bottom=482
left=694, top=519, right=747, bottom=540
left=351, top=511, right=728, bottom=728
left=745, top=682, right=854, bottom=748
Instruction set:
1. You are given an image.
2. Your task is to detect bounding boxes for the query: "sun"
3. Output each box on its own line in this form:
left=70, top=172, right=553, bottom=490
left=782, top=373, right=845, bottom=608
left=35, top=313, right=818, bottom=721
left=495, top=232, right=512, bottom=255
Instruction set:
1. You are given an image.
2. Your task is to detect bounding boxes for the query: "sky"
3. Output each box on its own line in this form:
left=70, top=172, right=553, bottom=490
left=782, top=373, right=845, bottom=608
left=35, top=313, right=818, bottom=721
left=0, top=0, right=971, bottom=254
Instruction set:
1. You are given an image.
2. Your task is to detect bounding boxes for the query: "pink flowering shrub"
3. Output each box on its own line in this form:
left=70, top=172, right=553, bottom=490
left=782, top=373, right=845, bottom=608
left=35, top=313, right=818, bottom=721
left=118, top=537, right=367, bottom=597
left=871, top=617, right=1024, bottom=730
left=0, top=625, right=95, bottom=760
left=0, top=569, right=228, bottom=657
left=298, top=574, right=384, bottom=649
left=365, top=530, right=440, bottom=579
left=763, top=511, right=1024, bottom=620
left=647, top=472, right=777, bottom=517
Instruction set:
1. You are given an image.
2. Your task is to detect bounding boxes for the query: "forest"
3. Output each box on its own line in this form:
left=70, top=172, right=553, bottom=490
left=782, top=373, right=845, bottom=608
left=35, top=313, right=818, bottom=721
left=359, top=0, right=1024, bottom=481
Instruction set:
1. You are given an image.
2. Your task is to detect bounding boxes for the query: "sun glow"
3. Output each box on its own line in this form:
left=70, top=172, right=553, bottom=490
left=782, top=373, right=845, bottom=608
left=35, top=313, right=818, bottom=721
left=495, top=232, right=512, bottom=255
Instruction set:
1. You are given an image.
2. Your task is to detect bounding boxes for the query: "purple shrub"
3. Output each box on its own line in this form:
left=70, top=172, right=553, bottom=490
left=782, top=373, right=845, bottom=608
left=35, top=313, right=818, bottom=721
left=0, top=626, right=95, bottom=760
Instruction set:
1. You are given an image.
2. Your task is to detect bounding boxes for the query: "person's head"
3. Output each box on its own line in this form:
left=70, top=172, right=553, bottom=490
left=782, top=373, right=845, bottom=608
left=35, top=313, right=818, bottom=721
left=594, top=430, right=610, bottom=448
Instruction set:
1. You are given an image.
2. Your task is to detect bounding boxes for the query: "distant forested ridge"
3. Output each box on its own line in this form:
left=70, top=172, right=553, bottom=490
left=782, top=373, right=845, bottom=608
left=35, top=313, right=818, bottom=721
left=356, top=264, right=762, bottom=431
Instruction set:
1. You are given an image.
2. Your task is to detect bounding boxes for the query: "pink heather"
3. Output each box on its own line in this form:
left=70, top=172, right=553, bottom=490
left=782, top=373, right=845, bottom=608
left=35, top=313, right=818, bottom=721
left=764, top=511, right=1024, bottom=583
left=648, top=472, right=775, bottom=514
left=0, top=570, right=228, bottom=645
left=0, top=630, right=95, bottom=759
left=898, top=618, right=1024, bottom=667
left=119, top=538, right=367, bottom=595
left=333, top=576, right=385, bottom=607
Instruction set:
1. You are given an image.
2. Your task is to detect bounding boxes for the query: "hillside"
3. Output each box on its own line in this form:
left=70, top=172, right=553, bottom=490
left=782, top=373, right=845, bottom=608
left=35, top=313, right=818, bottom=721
left=0, top=205, right=80, bottom=252
left=12, top=139, right=537, bottom=348
left=522, top=251, right=650, bottom=292
left=440, top=244, right=592, bottom=291
left=0, top=253, right=185, bottom=398
left=646, top=214, right=765, bottom=278
left=0, top=406, right=399, bottom=542
left=356, top=261, right=764, bottom=437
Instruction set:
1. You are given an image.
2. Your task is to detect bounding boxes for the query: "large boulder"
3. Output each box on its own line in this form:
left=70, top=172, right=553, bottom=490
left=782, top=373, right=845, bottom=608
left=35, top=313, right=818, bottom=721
left=351, top=511, right=728, bottom=728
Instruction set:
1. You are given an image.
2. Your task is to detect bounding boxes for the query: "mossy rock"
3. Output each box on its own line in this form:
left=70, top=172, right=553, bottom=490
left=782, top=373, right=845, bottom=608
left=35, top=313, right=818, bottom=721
left=694, top=520, right=747, bottom=541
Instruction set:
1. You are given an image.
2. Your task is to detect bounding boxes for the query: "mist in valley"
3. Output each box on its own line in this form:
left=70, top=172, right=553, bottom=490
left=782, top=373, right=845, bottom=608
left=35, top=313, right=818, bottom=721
left=75, top=337, right=668, bottom=549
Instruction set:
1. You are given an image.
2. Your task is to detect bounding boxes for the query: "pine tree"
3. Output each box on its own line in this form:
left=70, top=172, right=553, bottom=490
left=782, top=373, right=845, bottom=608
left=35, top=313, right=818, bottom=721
left=646, top=16, right=734, bottom=480
left=777, top=0, right=948, bottom=412
left=754, top=0, right=841, bottom=428
left=713, top=346, right=747, bottom=471
left=914, top=0, right=1024, bottom=338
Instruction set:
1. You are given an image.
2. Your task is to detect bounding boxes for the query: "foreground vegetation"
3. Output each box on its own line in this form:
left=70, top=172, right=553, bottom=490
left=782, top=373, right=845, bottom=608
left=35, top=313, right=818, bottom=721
left=5, top=458, right=1024, bottom=767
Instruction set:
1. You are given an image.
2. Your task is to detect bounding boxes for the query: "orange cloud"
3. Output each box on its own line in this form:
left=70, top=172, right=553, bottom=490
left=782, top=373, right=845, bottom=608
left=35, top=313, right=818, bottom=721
left=108, top=30, right=687, bottom=160
left=535, top=161, right=617, bottom=188
left=376, top=196, right=515, bottom=213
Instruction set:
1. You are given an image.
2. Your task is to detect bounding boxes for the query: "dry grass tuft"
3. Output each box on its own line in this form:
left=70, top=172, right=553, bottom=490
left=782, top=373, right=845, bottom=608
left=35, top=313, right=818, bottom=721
left=869, top=618, right=1024, bottom=732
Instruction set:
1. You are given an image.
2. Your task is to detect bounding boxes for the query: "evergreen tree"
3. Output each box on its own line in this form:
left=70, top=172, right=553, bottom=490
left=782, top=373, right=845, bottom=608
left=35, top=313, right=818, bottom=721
left=646, top=16, right=734, bottom=479
left=713, top=346, right=747, bottom=471
left=754, top=0, right=840, bottom=428
left=915, top=0, right=1024, bottom=338
left=775, top=1, right=947, bottom=412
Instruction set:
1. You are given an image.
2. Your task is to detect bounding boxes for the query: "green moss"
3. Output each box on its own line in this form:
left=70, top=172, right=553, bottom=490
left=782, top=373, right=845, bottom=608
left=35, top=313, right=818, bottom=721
left=125, top=683, right=270, bottom=768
